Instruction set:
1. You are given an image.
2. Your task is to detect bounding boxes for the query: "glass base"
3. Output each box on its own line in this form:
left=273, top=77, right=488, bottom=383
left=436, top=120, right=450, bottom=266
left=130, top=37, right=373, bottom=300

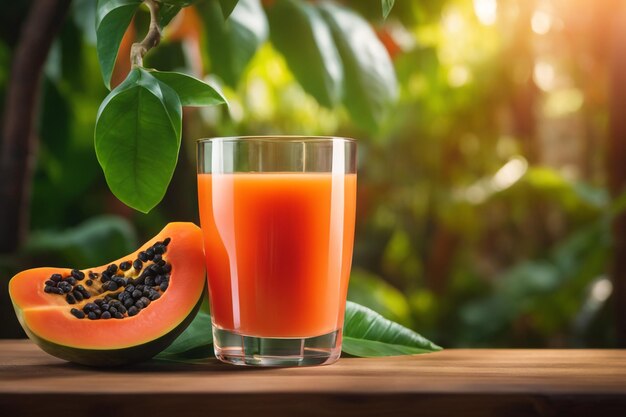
left=213, top=326, right=342, bottom=367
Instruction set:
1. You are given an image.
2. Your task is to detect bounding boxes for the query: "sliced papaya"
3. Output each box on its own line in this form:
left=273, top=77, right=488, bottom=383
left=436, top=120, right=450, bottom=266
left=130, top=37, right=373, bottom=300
left=9, top=222, right=206, bottom=366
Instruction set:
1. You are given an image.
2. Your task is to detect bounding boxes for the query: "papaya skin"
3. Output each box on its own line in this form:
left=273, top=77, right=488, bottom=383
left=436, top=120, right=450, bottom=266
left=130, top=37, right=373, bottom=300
left=9, top=222, right=207, bottom=367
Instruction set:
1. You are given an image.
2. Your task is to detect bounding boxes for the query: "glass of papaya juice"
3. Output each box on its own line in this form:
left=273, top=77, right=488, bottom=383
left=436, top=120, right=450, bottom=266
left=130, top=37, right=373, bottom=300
left=197, top=136, right=356, bottom=366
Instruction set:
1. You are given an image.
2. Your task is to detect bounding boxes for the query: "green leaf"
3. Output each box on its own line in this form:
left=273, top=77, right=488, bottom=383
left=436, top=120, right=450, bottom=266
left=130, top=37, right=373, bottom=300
left=94, top=68, right=182, bottom=213
left=200, top=0, right=268, bottom=87
left=157, top=300, right=213, bottom=357
left=96, top=0, right=142, bottom=89
left=319, top=1, right=398, bottom=131
left=342, top=301, right=442, bottom=357
left=218, top=0, right=239, bottom=19
left=149, top=70, right=226, bottom=106
left=151, top=301, right=440, bottom=362
left=268, top=0, right=343, bottom=108
left=382, top=0, right=395, bottom=19
left=159, top=4, right=182, bottom=27
left=157, top=0, right=200, bottom=26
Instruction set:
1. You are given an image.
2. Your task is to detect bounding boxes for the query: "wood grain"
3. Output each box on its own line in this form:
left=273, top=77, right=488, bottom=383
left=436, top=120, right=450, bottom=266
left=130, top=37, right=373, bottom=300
left=1, top=340, right=625, bottom=416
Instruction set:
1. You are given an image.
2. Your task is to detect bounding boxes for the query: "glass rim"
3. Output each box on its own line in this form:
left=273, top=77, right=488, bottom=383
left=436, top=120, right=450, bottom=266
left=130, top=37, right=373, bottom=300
left=196, top=135, right=356, bottom=144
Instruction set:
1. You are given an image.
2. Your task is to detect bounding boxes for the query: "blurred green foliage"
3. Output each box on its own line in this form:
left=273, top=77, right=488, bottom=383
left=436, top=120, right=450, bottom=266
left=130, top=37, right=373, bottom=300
left=0, top=0, right=617, bottom=346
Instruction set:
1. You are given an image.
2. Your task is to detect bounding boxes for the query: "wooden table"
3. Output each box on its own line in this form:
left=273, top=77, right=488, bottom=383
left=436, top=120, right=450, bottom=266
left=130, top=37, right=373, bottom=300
left=1, top=340, right=625, bottom=416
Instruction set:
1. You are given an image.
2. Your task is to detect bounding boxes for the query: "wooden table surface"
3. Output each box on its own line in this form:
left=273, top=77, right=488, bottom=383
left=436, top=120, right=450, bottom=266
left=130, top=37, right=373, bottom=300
left=1, top=340, right=625, bottom=416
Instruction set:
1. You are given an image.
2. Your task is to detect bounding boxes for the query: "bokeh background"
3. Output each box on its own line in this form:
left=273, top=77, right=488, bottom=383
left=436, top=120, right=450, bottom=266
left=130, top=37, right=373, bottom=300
left=2, top=0, right=625, bottom=348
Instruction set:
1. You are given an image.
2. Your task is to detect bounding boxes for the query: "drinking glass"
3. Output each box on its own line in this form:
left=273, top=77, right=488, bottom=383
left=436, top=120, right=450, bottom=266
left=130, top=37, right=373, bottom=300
left=197, top=136, right=356, bottom=366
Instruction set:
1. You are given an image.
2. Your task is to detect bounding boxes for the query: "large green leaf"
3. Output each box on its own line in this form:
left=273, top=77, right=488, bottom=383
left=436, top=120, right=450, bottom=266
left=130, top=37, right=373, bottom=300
left=149, top=70, right=226, bottom=106
left=95, top=68, right=182, bottom=213
left=96, top=0, right=142, bottom=89
left=268, top=0, right=343, bottom=108
left=200, top=0, right=268, bottom=87
left=319, top=1, right=398, bottom=131
left=342, top=301, right=442, bottom=357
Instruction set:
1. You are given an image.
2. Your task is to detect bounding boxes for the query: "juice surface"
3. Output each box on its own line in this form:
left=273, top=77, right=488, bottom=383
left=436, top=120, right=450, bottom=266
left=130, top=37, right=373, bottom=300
left=197, top=172, right=356, bottom=338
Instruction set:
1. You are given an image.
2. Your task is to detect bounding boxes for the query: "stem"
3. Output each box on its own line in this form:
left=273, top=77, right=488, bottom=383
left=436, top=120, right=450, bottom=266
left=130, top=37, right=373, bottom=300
left=0, top=0, right=71, bottom=253
left=131, top=0, right=161, bottom=67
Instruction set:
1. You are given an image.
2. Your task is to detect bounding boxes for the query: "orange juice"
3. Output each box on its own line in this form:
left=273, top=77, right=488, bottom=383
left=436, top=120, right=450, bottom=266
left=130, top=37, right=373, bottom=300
left=197, top=172, right=356, bottom=338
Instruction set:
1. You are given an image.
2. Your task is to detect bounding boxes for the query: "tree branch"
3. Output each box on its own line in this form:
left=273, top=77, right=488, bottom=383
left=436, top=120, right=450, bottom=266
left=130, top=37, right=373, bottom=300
left=0, top=0, right=71, bottom=253
left=131, top=0, right=161, bottom=67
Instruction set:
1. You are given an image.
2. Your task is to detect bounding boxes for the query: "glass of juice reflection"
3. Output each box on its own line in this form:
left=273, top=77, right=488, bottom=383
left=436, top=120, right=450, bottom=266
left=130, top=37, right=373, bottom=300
left=197, top=136, right=356, bottom=366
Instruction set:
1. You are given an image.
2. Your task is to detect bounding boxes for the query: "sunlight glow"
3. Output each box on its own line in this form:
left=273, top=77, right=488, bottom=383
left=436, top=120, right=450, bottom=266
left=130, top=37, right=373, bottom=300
left=591, top=277, right=613, bottom=303
left=474, top=0, right=497, bottom=26
left=492, top=157, right=528, bottom=191
left=448, top=65, right=471, bottom=87
left=443, top=9, right=464, bottom=34
left=531, top=10, right=552, bottom=35
left=533, top=61, right=556, bottom=91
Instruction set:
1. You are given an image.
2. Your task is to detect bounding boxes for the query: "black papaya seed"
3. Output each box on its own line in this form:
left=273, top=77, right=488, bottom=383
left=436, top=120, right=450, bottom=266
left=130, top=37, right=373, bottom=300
left=71, top=269, right=85, bottom=280
left=154, top=245, right=165, bottom=255
left=119, top=261, right=131, bottom=271
left=107, top=264, right=118, bottom=274
left=133, top=259, right=143, bottom=271
left=128, top=306, right=139, bottom=316
left=87, top=312, right=97, bottom=320
left=101, top=311, right=112, bottom=320
left=85, top=279, right=93, bottom=286
left=137, top=252, right=148, bottom=262
left=114, top=312, right=124, bottom=319
left=65, top=294, right=76, bottom=304
left=70, top=308, right=85, bottom=319
left=163, top=237, right=171, bottom=246
left=159, top=282, right=169, bottom=291
left=50, top=274, right=62, bottom=282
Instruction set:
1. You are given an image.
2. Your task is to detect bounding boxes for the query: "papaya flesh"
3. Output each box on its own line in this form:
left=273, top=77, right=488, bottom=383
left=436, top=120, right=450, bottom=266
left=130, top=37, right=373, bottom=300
left=9, top=222, right=207, bottom=366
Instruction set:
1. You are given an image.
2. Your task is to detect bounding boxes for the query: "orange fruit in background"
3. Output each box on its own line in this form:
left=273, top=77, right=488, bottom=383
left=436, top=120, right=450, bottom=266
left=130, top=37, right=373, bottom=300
left=164, top=6, right=204, bottom=77
left=376, top=27, right=402, bottom=61
left=110, top=19, right=136, bottom=89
